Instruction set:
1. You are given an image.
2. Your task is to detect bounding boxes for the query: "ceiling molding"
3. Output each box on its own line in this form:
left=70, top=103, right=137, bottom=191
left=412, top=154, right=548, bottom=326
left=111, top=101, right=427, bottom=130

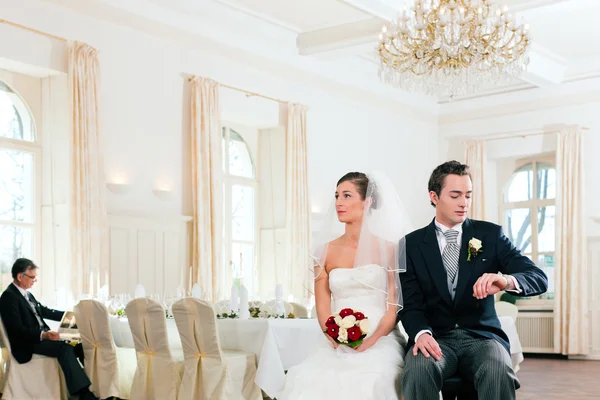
left=214, top=0, right=302, bottom=33
left=509, top=0, right=577, bottom=12
left=42, top=0, right=439, bottom=119
left=336, top=0, right=399, bottom=21
left=439, top=89, right=600, bottom=125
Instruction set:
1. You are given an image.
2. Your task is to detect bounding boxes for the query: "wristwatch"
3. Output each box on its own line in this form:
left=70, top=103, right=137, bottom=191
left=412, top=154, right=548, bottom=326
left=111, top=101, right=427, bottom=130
left=498, top=272, right=511, bottom=290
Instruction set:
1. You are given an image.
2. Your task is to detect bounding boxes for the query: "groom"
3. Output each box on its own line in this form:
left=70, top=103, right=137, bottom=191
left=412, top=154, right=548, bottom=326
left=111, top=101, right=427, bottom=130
left=399, top=161, right=548, bottom=400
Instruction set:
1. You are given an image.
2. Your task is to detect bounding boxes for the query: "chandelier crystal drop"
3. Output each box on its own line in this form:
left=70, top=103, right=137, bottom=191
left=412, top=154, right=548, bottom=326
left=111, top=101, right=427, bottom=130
left=377, top=0, right=531, bottom=97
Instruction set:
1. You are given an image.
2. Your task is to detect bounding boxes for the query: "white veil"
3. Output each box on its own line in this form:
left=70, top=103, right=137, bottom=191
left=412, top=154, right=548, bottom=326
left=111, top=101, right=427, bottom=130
left=308, top=171, right=413, bottom=311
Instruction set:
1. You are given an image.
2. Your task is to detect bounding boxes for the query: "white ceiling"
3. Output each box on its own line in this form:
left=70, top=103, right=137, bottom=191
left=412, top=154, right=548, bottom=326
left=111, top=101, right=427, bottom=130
left=216, top=0, right=370, bottom=32
left=44, top=0, right=600, bottom=116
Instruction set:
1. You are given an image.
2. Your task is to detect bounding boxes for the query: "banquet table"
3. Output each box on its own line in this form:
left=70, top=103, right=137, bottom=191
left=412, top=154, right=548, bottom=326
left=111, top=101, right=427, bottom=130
left=109, top=316, right=324, bottom=397
left=105, top=314, right=523, bottom=397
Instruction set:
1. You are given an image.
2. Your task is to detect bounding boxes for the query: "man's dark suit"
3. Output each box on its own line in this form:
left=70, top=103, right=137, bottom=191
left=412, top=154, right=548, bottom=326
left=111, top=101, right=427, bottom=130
left=0, top=283, right=91, bottom=395
left=399, top=218, right=548, bottom=399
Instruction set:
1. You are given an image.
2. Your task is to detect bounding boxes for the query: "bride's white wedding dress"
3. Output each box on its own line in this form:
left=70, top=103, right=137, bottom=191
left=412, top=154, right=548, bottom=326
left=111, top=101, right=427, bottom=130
left=278, top=264, right=405, bottom=399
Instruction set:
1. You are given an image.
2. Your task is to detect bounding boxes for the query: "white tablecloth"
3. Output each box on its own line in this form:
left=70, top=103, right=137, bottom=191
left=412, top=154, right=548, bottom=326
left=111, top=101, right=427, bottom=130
left=109, top=316, right=324, bottom=397
left=499, top=316, right=524, bottom=372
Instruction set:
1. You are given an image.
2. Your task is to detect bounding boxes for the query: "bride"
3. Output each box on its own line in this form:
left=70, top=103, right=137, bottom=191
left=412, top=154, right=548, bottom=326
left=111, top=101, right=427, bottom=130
left=278, top=171, right=413, bottom=399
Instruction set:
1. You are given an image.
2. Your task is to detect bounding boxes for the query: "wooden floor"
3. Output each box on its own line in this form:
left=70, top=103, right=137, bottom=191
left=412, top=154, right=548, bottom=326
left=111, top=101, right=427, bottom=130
left=517, top=357, right=600, bottom=399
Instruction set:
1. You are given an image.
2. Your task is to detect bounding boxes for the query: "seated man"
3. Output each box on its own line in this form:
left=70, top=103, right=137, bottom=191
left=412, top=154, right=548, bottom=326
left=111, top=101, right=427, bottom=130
left=0, top=258, right=98, bottom=400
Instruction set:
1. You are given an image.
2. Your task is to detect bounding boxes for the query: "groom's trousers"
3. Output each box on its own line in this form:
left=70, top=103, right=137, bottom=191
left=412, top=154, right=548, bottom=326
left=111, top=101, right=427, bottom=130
left=401, top=328, right=519, bottom=400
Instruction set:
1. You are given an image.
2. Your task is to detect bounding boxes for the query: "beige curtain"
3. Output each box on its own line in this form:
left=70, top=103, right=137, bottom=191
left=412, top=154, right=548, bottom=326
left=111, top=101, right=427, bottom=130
left=285, top=103, right=310, bottom=301
left=464, top=139, right=486, bottom=220
left=69, top=41, right=108, bottom=297
left=190, top=77, right=223, bottom=301
left=554, top=125, right=589, bottom=355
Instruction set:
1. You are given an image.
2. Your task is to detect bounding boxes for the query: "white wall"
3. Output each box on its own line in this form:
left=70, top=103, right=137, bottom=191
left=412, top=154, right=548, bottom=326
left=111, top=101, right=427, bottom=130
left=0, top=0, right=439, bottom=227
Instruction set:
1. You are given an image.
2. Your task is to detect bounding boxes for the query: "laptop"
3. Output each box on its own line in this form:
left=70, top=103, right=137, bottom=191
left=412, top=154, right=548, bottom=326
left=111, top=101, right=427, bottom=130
left=57, top=311, right=80, bottom=341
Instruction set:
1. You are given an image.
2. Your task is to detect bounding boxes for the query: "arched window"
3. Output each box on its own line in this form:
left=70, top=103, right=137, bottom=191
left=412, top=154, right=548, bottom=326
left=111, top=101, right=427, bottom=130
left=0, top=80, right=38, bottom=290
left=502, top=158, right=555, bottom=303
left=222, top=126, right=257, bottom=299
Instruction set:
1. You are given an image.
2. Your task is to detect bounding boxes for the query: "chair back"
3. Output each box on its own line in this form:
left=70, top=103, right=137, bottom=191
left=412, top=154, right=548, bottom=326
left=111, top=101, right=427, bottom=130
left=495, top=301, right=518, bottom=323
left=126, top=298, right=180, bottom=400
left=74, top=299, right=128, bottom=399
left=289, top=302, right=309, bottom=318
left=172, top=298, right=231, bottom=399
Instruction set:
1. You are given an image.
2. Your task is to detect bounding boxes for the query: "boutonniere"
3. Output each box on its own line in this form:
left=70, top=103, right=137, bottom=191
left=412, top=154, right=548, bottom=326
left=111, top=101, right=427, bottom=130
left=467, top=237, right=483, bottom=261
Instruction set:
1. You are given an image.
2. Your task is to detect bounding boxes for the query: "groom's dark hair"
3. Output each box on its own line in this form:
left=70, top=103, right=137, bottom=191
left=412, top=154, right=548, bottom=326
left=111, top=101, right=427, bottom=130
left=428, top=160, right=471, bottom=207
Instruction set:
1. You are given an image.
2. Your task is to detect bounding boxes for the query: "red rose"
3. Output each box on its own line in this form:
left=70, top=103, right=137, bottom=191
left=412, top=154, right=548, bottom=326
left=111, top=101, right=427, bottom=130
left=327, top=325, right=339, bottom=339
left=353, top=312, right=365, bottom=321
left=347, top=326, right=363, bottom=342
left=339, top=308, right=354, bottom=318
left=325, top=316, right=336, bottom=327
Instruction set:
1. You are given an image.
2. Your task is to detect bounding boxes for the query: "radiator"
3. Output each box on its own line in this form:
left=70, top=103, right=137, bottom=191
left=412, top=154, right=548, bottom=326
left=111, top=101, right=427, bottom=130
left=515, top=311, right=556, bottom=353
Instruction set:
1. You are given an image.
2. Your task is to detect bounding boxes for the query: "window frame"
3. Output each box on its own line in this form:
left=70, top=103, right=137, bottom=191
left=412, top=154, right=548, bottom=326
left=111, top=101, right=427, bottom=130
left=501, top=154, right=555, bottom=309
left=0, top=80, right=42, bottom=290
left=221, top=125, right=259, bottom=299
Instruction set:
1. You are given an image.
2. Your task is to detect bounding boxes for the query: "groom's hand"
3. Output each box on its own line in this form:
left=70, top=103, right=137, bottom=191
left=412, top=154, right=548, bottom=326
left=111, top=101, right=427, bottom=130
left=473, top=273, right=510, bottom=299
left=413, top=333, right=442, bottom=361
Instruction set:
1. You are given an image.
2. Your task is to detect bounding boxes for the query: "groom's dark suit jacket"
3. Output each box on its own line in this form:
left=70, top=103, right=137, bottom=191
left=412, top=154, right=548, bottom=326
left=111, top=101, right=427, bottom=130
left=0, top=283, right=64, bottom=363
left=399, top=218, right=548, bottom=353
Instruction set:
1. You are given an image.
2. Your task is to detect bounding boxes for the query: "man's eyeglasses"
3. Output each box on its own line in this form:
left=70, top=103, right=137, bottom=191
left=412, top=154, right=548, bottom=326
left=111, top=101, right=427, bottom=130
left=21, top=273, right=37, bottom=281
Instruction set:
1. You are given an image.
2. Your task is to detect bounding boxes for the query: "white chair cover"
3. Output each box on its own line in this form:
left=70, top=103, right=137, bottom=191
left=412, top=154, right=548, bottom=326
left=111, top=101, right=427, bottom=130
left=289, top=302, right=309, bottom=318
left=73, top=300, right=136, bottom=399
left=310, top=304, right=317, bottom=318
left=0, top=318, right=68, bottom=400
left=495, top=301, right=519, bottom=323
left=126, top=298, right=183, bottom=400
left=263, top=300, right=294, bottom=316
left=172, top=298, right=261, bottom=400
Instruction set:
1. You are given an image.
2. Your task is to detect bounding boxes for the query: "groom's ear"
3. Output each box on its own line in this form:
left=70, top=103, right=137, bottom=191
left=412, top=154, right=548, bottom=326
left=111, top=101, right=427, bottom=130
left=429, top=191, right=439, bottom=206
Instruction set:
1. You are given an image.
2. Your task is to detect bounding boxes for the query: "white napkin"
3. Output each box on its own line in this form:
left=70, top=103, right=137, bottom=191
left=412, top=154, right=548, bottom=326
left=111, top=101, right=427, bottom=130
left=134, top=284, right=146, bottom=298
left=275, top=284, right=285, bottom=315
left=191, top=283, right=201, bottom=298
left=98, top=284, right=109, bottom=303
left=230, top=285, right=239, bottom=312
left=238, top=285, right=250, bottom=319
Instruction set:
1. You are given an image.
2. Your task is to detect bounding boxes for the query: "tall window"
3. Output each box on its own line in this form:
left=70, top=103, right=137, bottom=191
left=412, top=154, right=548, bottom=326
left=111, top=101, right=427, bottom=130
left=0, top=80, right=38, bottom=291
left=222, top=127, right=257, bottom=298
left=502, top=158, right=555, bottom=304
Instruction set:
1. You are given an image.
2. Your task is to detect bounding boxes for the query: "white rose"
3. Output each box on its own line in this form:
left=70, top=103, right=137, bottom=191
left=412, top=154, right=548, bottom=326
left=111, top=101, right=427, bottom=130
left=338, top=327, right=348, bottom=343
left=359, top=319, right=370, bottom=334
left=341, top=315, right=356, bottom=329
left=469, top=238, right=482, bottom=251
left=334, top=314, right=343, bottom=326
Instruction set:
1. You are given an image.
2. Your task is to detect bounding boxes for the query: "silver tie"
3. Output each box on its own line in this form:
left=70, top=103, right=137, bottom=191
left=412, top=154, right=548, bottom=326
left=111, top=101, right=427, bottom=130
left=442, top=229, right=460, bottom=283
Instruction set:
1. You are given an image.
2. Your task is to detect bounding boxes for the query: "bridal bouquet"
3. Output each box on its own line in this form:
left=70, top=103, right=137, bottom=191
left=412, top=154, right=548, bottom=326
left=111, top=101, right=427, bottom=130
left=325, top=308, right=370, bottom=347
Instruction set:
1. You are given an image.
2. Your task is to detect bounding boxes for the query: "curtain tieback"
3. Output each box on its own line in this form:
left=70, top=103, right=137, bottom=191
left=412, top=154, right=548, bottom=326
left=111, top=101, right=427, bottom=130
left=91, top=343, right=101, bottom=349
left=194, top=352, right=207, bottom=358
left=143, top=349, right=156, bottom=356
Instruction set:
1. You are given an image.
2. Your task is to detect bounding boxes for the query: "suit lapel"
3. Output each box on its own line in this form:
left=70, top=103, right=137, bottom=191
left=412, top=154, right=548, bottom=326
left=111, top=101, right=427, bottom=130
left=420, top=218, right=453, bottom=306
left=8, top=284, right=39, bottom=321
left=454, top=218, right=476, bottom=309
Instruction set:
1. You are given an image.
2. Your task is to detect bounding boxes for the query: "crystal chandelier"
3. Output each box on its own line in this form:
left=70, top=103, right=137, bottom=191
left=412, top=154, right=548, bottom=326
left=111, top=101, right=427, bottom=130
left=377, top=0, right=531, bottom=97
